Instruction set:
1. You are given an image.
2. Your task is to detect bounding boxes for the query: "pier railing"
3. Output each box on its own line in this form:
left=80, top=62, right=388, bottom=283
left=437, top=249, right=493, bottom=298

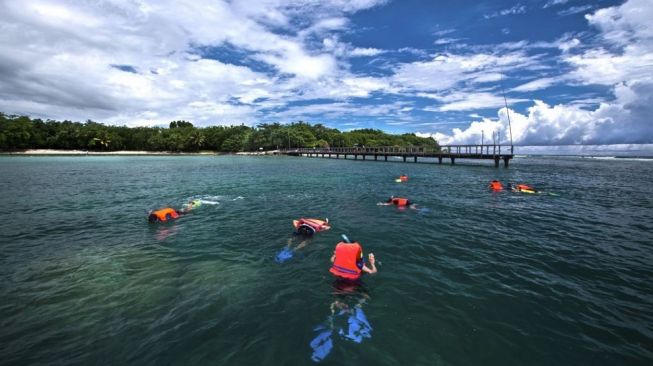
left=279, top=144, right=514, bottom=167
left=282, top=144, right=513, bottom=156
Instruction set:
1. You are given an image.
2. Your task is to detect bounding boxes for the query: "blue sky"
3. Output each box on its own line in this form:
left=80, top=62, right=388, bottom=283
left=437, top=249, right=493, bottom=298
left=1, top=0, right=652, bottom=146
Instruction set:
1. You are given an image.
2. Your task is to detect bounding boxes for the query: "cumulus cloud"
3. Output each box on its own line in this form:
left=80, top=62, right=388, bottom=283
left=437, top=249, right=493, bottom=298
left=419, top=82, right=653, bottom=145
left=0, top=0, right=651, bottom=150
left=421, top=0, right=653, bottom=146
left=0, top=0, right=384, bottom=125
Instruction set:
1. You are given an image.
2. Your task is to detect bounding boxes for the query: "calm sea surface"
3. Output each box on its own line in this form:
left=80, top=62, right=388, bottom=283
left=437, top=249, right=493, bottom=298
left=1, top=155, right=652, bottom=365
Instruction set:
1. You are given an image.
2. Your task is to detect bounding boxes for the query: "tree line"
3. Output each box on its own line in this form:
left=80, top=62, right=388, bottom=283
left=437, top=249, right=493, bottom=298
left=0, top=113, right=439, bottom=152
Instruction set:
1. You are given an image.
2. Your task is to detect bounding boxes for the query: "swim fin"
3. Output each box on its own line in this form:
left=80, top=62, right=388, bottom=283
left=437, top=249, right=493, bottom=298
left=339, top=308, right=372, bottom=343
left=310, top=325, right=333, bottom=362
left=275, top=247, right=294, bottom=263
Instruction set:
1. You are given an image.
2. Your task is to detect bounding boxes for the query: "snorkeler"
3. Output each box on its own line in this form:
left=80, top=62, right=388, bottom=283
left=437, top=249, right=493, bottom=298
left=513, top=184, right=536, bottom=192
left=378, top=196, right=418, bottom=209
left=293, top=218, right=330, bottom=236
left=489, top=180, right=503, bottom=191
left=181, top=199, right=202, bottom=212
left=147, top=207, right=187, bottom=223
left=329, top=239, right=377, bottom=281
left=275, top=218, right=331, bottom=263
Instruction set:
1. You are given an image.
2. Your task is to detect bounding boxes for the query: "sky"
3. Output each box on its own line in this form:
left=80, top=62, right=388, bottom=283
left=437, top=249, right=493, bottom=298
left=1, top=0, right=652, bottom=147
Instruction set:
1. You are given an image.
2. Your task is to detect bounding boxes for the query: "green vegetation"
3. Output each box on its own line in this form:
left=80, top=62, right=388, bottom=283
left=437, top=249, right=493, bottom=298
left=0, top=113, right=439, bottom=152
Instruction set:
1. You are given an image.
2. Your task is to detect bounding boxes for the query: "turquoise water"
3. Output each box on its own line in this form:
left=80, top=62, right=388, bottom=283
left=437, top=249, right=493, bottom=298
left=1, top=155, right=652, bottom=365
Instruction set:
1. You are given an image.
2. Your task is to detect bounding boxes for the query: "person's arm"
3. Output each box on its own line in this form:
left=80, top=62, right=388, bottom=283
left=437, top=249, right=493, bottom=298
left=362, top=253, right=377, bottom=274
left=330, top=251, right=336, bottom=263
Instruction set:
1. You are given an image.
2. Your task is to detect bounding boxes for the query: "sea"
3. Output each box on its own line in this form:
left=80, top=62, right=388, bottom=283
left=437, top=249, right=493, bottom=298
left=1, top=155, right=652, bottom=365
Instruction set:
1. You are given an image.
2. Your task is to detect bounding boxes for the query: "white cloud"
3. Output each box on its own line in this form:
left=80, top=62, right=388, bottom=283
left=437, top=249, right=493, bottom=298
left=0, top=0, right=386, bottom=125
left=564, top=0, right=653, bottom=87
left=434, top=38, right=460, bottom=45
left=391, top=52, right=538, bottom=92
left=432, top=28, right=456, bottom=37
left=543, top=0, right=569, bottom=9
left=431, top=92, right=526, bottom=112
left=585, top=0, right=653, bottom=46
left=0, top=0, right=651, bottom=150
left=557, top=37, right=581, bottom=52
left=421, top=85, right=653, bottom=145
left=419, top=0, right=653, bottom=146
left=264, top=100, right=410, bottom=121
left=349, top=47, right=385, bottom=57
left=511, top=77, right=559, bottom=92
left=558, top=5, right=594, bottom=16
left=484, top=4, right=526, bottom=19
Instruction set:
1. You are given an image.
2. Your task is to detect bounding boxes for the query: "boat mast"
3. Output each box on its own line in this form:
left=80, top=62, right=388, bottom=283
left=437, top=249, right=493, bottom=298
left=499, top=67, right=514, bottom=154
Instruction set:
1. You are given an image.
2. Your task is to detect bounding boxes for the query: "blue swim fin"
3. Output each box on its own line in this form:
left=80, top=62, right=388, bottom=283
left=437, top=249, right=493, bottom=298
left=275, top=247, right=294, bottom=263
left=339, top=308, right=372, bottom=343
left=310, top=326, right=333, bottom=362
left=355, top=308, right=372, bottom=338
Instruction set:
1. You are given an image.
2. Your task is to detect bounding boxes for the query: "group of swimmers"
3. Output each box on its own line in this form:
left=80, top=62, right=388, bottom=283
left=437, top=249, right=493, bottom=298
left=148, top=199, right=379, bottom=282
left=147, top=173, right=424, bottom=281
left=489, top=180, right=537, bottom=193
left=380, top=174, right=418, bottom=209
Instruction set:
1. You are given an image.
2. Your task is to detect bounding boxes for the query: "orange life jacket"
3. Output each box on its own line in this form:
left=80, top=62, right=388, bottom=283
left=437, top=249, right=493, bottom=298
left=151, top=208, right=179, bottom=222
left=391, top=197, right=409, bottom=207
left=516, top=184, right=533, bottom=191
left=399, top=175, right=408, bottom=182
left=490, top=181, right=503, bottom=191
left=330, top=242, right=363, bottom=280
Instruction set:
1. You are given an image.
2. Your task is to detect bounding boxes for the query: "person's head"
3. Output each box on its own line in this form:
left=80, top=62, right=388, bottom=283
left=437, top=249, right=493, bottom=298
left=148, top=213, right=158, bottom=223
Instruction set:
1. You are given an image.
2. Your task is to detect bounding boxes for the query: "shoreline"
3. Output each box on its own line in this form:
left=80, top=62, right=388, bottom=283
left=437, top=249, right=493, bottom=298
left=0, top=149, right=280, bottom=156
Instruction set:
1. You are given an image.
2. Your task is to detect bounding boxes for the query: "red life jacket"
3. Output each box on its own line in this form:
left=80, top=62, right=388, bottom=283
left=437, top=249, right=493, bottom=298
left=151, top=208, right=179, bottom=222
left=516, top=184, right=533, bottom=191
left=330, top=242, right=363, bottom=280
left=392, top=197, right=409, bottom=207
left=298, top=218, right=327, bottom=232
left=490, top=181, right=503, bottom=191
left=399, top=175, right=408, bottom=182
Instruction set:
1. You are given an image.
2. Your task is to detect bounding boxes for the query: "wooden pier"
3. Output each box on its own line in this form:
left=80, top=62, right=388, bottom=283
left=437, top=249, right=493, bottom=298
left=279, top=145, right=514, bottom=168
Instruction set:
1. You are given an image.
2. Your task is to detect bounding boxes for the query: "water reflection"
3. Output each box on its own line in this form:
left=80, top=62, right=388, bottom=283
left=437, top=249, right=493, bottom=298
left=310, top=280, right=373, bottom=362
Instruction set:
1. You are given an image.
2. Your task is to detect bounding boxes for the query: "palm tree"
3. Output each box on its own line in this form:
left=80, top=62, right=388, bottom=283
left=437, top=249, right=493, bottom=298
left=187, top=130, right=205, bottom=151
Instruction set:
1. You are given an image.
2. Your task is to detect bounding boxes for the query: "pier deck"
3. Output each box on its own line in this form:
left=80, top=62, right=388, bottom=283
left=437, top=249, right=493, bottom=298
left=279, top=145, right=514, bottom=167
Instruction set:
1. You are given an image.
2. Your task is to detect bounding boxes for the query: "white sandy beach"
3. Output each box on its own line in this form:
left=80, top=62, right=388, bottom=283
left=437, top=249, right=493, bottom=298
left=1, top=149, right=280, bottom=156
